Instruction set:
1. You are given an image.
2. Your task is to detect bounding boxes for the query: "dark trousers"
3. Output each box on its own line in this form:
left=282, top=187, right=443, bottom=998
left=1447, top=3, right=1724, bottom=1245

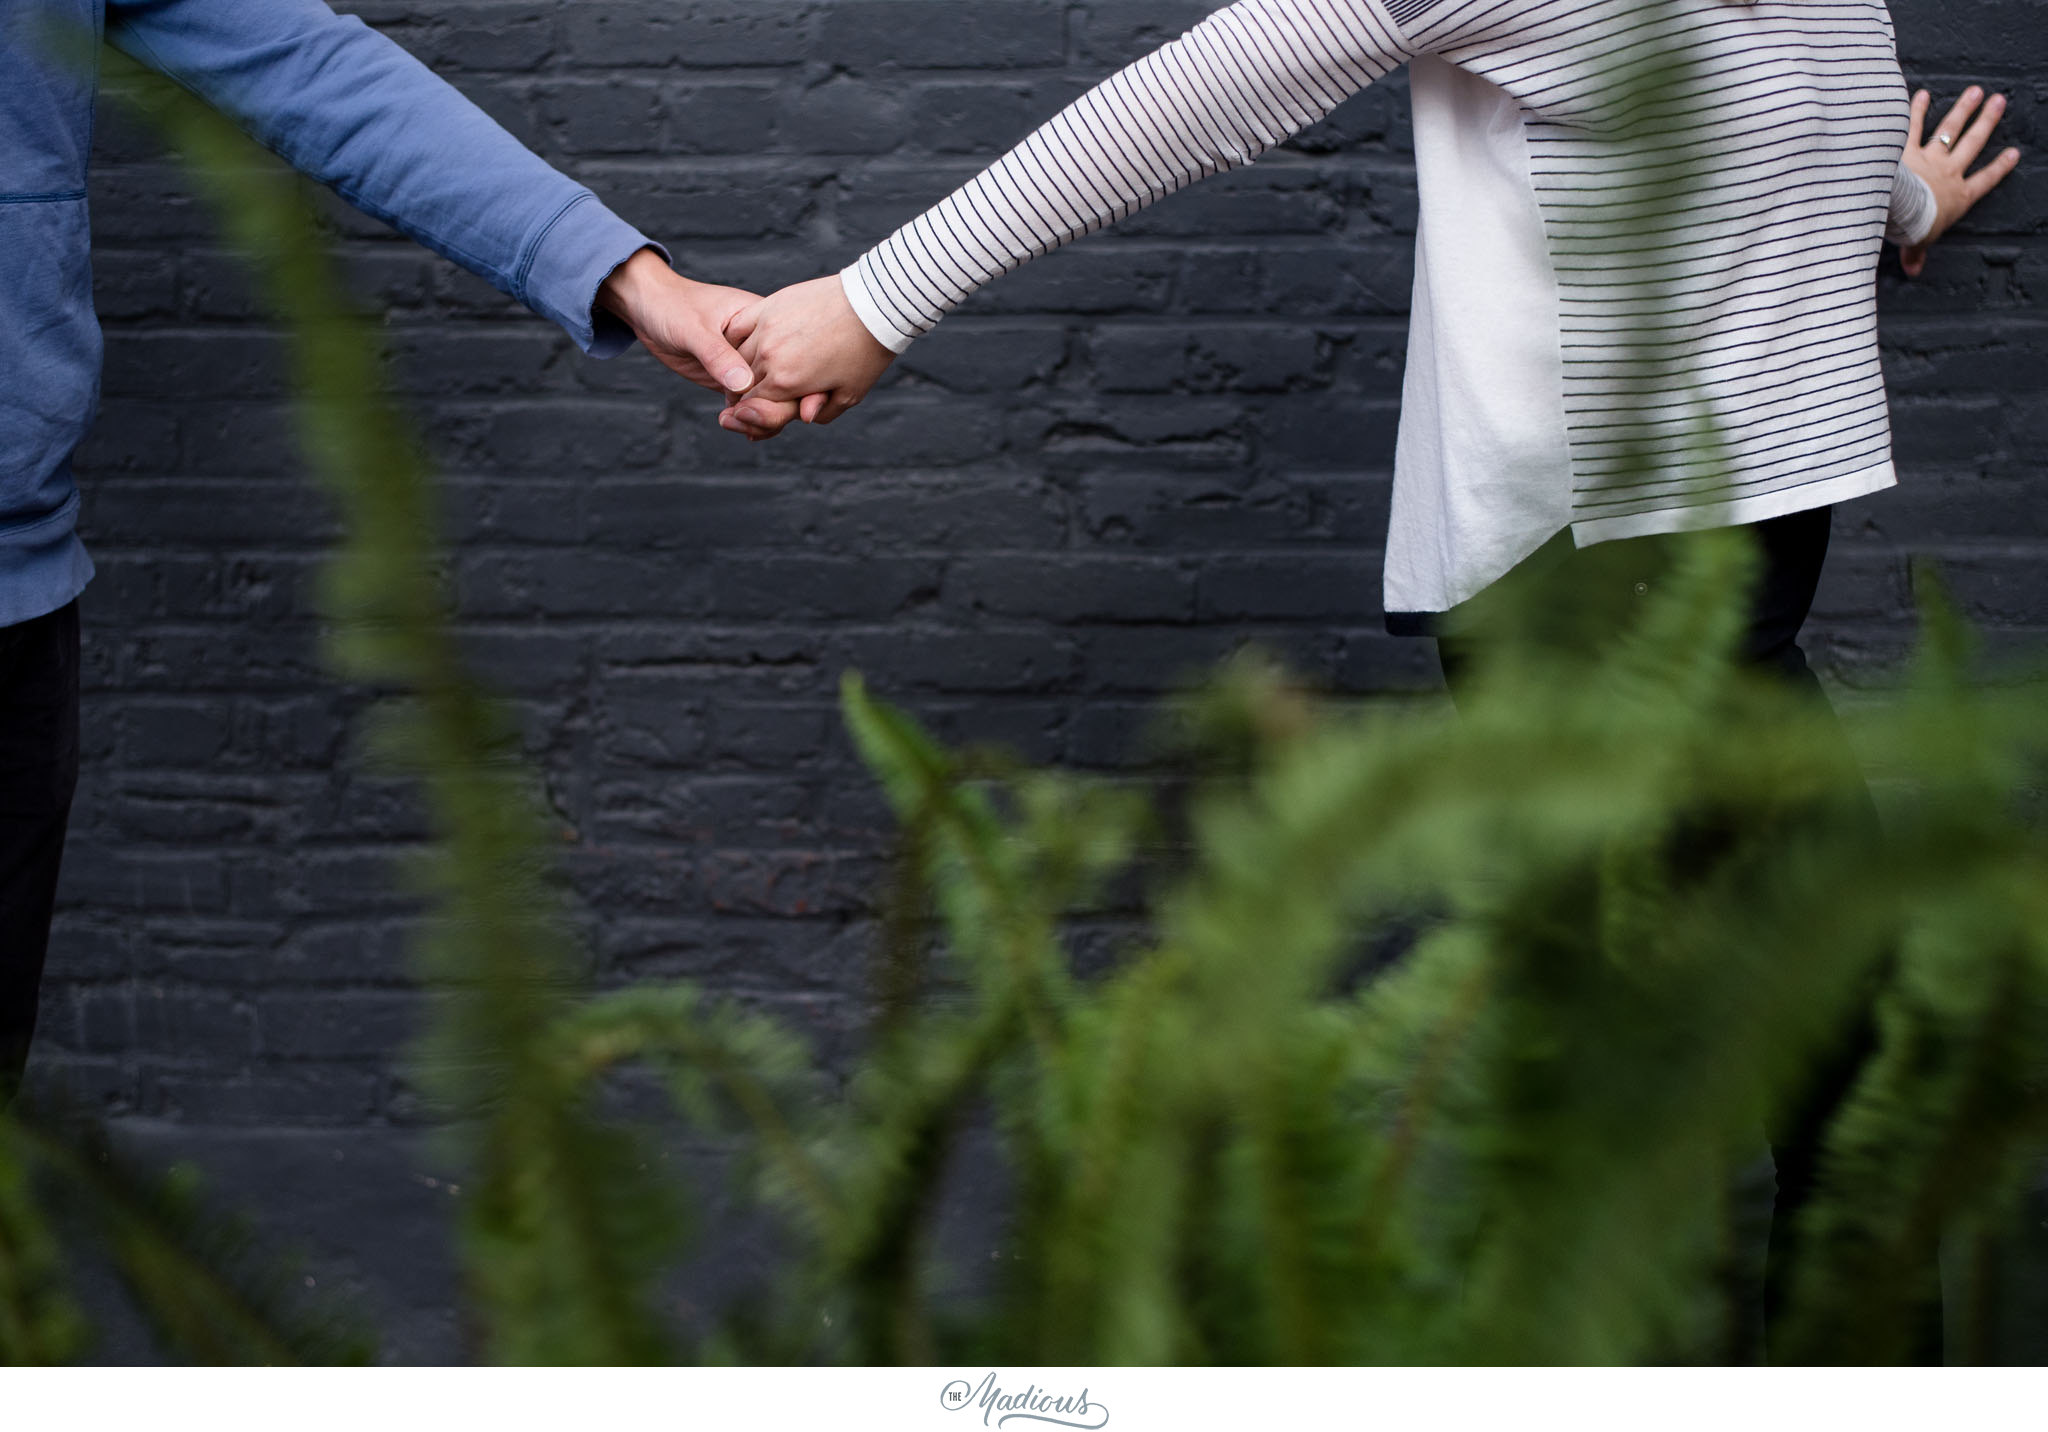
left=0, top=599, right=79, bottom=1104
left=1435, top=508, right=1941, bottom=1363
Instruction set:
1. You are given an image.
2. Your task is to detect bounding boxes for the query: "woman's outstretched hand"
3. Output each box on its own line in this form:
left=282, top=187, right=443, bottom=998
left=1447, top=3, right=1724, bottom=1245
left=1900, top=85, right=2022, bottom=277
left=719, top=276, right=897, bottom=439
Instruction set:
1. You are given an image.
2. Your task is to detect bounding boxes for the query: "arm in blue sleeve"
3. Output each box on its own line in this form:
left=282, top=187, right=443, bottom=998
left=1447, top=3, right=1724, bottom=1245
left=105, top=0, right=655, bottom=355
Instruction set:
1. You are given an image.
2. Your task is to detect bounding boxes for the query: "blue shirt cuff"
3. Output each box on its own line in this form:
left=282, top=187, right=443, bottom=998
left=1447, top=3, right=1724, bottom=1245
left=519, top=192, right=666, bottom=358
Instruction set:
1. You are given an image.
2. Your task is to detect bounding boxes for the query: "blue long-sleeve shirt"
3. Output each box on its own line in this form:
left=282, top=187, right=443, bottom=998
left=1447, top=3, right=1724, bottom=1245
left=1, top=0, right=658, bottom=627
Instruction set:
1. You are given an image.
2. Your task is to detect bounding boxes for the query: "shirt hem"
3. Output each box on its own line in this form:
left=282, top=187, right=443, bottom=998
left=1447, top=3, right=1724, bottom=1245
left=0, top=528, right=96, bottom=630
left=1568, top=462, right=1897, bottom=548
left=1385, top=461, right=1899, bottom=635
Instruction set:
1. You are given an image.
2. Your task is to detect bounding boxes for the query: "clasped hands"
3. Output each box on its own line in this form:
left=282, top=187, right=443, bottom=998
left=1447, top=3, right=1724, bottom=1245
left=598, top=249, right=891, bottom=443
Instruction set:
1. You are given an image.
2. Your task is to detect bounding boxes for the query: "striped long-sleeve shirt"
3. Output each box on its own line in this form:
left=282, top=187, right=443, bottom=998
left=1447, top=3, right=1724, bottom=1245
left=840, top=0, right=1938, bottom=617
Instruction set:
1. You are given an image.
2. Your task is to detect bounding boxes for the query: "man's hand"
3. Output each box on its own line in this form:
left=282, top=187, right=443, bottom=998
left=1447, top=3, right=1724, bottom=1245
left=598, top=248, right=798, bottom=439
left=1900, top=86, right=2021, bottom=278
left=719, top=276, right=897, bottom=439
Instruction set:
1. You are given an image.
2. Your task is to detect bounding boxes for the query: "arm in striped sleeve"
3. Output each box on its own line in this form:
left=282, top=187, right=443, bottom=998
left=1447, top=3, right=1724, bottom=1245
left=1885, top=160, right=1938, bottom=247
left=840, top=0, right=1419, bottom=354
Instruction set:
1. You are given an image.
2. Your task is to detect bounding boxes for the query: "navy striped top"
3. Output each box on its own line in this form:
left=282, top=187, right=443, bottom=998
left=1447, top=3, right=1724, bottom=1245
left=840, top=0, right=1934, bottom=614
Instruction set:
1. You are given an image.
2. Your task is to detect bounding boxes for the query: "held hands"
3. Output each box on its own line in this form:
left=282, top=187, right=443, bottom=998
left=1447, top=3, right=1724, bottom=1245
left=599, top=251, right=880, bottom=444
left=1900, top=85, right=2021, bottom=277
left=597, top=248, right=799, bottom=440
left=718, top=276, right=897, bottom=440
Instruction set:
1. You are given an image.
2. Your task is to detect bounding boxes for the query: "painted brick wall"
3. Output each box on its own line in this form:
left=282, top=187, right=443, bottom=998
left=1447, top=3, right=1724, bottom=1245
left=39, top=1, right=2046, bottom=1359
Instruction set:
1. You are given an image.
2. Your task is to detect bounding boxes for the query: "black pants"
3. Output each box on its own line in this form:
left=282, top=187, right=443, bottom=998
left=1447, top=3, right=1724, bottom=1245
left=1435, top=508, right=1941, bottom=1363
left=0, top=599, right=80, bottom=1104
left=1434, top=504, right=1835, bottom=692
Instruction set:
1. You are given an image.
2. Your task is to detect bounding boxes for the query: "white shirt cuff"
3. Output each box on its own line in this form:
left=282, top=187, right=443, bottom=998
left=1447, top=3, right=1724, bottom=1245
left=1886, top=163, right=1938, bottom=248
left=839, top=260, right=918, bottom=355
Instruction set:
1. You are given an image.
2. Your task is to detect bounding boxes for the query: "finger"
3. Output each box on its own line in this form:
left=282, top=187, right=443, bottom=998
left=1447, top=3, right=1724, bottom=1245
left=1908, top=89, right=1930, bottom=148
left=737, top=392, right=805, bottom=435
left=724, top=408, right=785, bottom=441
left=815, top=392, right=863, bottom=427
left=799, top=392, right=830, bottom=425
left=1964, top=146, right=2022, bottom=203
left=1929, top=86, right=1984, bottom=160
left=732, top=396, right=799, bottom=431
left=724, top=301, right=764, bottom=346
left=1952, top=92, right=2006, bottom=168
left=1900, top=246, right=1926, bottom=278
left=684, top=325, right=757, bottom=396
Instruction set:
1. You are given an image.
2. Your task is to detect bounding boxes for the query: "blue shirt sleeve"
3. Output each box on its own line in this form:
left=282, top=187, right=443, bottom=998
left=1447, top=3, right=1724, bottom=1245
left=104, top=0, right=658, bottom=356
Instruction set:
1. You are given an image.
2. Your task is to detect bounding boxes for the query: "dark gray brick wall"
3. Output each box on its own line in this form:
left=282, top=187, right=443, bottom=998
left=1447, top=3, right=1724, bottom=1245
left=41, top=1, right=2046, bottom=1359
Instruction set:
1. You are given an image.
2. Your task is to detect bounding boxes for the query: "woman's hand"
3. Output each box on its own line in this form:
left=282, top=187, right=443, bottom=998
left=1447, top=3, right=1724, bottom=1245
left=719, top=276, right=897, bottom=439
left=1900, top=85, right=2022, bottom=277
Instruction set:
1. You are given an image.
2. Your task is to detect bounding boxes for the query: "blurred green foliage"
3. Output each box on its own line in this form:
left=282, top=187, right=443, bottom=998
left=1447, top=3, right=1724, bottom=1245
left=2, top=37, right=2045, bottom=1367
left=803, top=569, right=2048, bottom=1366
